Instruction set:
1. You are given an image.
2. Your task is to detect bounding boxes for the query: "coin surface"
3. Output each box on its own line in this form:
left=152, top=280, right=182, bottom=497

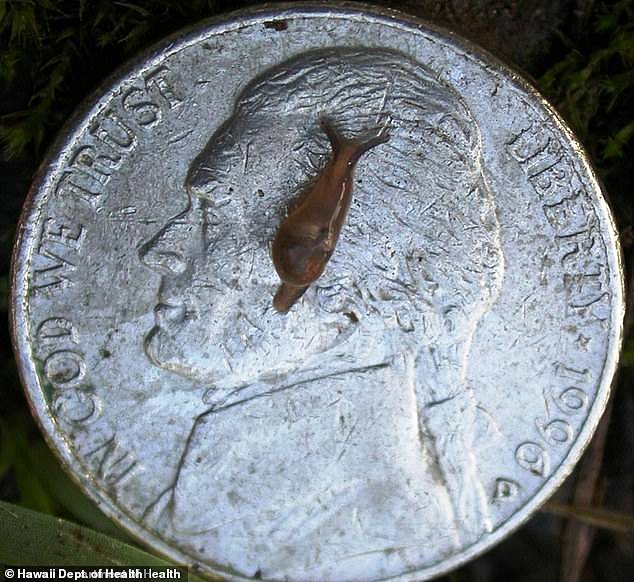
left=11, top=3, right=624, bottom=581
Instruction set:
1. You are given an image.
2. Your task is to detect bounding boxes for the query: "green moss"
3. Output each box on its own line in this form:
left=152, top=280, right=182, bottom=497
left=0, top=0, right=243, bottom=159
left=539, top=0, right=634, bottom=227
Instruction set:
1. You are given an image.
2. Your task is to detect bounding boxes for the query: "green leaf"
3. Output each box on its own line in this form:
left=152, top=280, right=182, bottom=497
left=544, top=501, right=634, bottom=535
left=0, top=407, right=130, bottom=540
left=0, top=501, right=211, bottom=580
left=4, top=415, right=56, bottom=515
left=0, top=418, right=17, bottom=477
left=13, top=456, right=57, bottom=515
left=7, top=2, right=40, bottom=46
left=612, top=26, right=634, bottom=62
left=603, top=121, right=634, bottom=159
left=595, top=12, right=618, bottom=33
left=26, top=440, right=132, bottom=541
left=0, top=105, right=47, bottom=158
left=114, top=2, right=151, bottom=17
left=602, top=69, right=634, bottom=111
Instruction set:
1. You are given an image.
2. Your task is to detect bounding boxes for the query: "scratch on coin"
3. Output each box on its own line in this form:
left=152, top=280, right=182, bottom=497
left=168, top=129, right=194, bottom=145
left=337, top=419, right=359, bottom=462
left=141, top=362, right=390, bottom=524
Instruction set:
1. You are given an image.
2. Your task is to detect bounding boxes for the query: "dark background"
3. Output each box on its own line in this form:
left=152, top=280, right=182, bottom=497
left=1, top=1, right=633, bottom=581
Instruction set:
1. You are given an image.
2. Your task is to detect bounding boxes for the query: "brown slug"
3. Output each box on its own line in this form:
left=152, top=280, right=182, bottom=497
left=272, top=118, right=389, bottom=313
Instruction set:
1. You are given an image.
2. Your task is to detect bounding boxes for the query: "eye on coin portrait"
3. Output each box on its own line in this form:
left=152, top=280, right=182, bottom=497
left=11, top=4, right=623, bottom=582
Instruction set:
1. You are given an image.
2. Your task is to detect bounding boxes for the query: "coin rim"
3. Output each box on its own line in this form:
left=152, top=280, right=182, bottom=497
left=10, top=2, right=625, bottom=580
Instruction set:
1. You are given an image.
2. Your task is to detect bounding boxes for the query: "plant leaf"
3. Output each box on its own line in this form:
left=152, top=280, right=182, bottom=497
left=544, top=501, right=634, bottom=536
left=603, top=121, right=634, bottom=159
left=0, top=501, right=212, bottom=581
left=26, top=439, right=132, bottom=541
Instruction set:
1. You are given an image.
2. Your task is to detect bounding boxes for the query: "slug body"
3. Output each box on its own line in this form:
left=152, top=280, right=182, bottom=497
left=272, top=119, right=389, bottom=313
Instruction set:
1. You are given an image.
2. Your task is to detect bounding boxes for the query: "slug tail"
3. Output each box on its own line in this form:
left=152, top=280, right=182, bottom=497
left=273, top=282, right=308, bottom=314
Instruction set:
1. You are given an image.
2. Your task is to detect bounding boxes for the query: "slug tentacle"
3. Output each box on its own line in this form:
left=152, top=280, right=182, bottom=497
left=320, top=117, right=390, bottom=165
left=271, top=118, right=390, bottom=313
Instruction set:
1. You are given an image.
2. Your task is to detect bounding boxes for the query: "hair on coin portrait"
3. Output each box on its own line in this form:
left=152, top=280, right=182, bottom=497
left=139, top=48, right=505, bottom=580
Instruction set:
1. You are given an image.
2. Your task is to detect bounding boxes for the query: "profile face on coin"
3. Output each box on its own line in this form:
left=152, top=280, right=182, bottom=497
left=12, top=4, right=623, bottom=582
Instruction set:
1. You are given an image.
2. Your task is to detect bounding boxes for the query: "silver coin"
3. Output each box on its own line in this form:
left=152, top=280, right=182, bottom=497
left=11, top=3, right=624, bottom=581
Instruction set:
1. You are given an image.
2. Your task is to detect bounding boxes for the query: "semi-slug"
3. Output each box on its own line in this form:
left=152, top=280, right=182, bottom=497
left=272, top=118, right=389, bottom=313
